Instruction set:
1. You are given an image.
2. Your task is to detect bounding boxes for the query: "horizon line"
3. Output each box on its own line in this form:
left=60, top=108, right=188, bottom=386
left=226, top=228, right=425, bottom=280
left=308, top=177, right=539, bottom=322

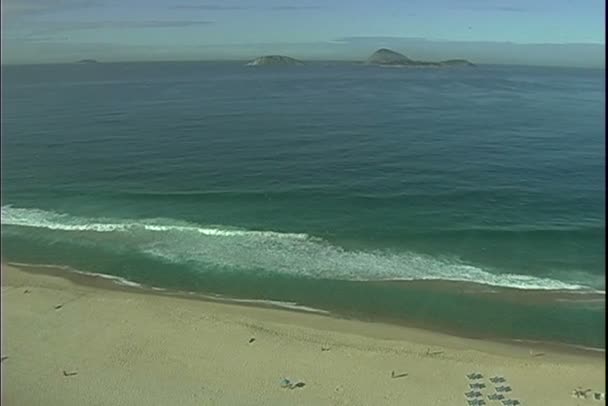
left=2, top=59, right=605, bottom=69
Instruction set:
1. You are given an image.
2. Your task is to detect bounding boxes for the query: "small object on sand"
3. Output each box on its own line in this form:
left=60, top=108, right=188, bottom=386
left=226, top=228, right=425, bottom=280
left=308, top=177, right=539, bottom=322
left=529, top=350, right=544, bottom=357
left=24, top=289, right=31, bottom=294
left=488, top=393, right=505, bottom=400
left=321, top=346, right=330, bottom=352
left=594, top=392, right=606, bottom=400
left=62, top=370, right=78, bottom=377
left=391, top=371, right=408, bottom=379
left=465, top=390, right=482, bottom=398
left=490, top=376, right=506, bottom=383
left=248, top=337, right=255, bottom=344
left=467, top=372, right=483, bottom=380
left=572, top=389, right=585, bottom=399
left=54, top=304, right=63, bottom=310
left=572, top=387, right=591, bottom=399
left=495, top=385, right=512, bottom=393
left=280, top=378, right=305, bottom=390
left=470, top=382, right=486, bottom=389
left=1, top=356, right=8, bottom=363
left=425, top=348, right=444, bottom=356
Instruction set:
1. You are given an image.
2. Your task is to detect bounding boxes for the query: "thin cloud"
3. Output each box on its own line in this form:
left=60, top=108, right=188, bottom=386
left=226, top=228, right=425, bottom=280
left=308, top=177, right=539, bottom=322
left=170, top=3, right=321, bottom=11
left=107, top=21, right=214, bottom=28
left=335, top=36, right=431, bottom=44
left=494, top=6, right=528, bottom=12
left=452, top=3, right=533, bottom=13
left=2, top=0, right=100, bottom=16
left=467, top=5, right=529, bottom=12
left=29, top=20, right=215, bottom=35
left=269, top=6, right=321, bottom=10
left=171, top=4, right=247, bottom=10
left=3, top=36, right=71, bottom=43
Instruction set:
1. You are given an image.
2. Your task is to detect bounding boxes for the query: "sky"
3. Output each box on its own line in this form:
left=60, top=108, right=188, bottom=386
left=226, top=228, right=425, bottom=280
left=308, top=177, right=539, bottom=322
left=1, top=0, right=605, bottom=66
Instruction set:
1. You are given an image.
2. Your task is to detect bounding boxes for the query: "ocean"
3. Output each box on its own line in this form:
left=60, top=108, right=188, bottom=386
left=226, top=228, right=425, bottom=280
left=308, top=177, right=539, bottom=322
left=1, top=61, right=605, bottom=349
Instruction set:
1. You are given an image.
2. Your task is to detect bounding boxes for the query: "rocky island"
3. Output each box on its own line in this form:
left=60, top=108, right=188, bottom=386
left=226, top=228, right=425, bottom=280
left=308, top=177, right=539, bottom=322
left=366, top=48, right=474, bottom=67
left=246, top=55, right=304, bottom=66
left=438, top=59, right=476, bottom=67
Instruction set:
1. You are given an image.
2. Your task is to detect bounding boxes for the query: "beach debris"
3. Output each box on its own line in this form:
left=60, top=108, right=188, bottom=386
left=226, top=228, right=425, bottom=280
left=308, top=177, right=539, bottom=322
left=23, top=289, right=31, bottom=294
left=467, top=372, right=483, bottom=380
left=465, top=390, right=482, bottom=398
left=321, top=346, right=330, bottom=352
left=469, top=383, right=486, bottom=389
left=62, top=370, right=78, bottom=377
left=594, top=392, right=605, bottom=400
left=489, top=376, right=506, bottom=383
left=495, top=386, right=512, bottom=393
left=528, top=350, right=544, bottom=357
left=425, top=348, right=444, bottom=356
left=54, top=304, right=63, bottom=310
left=488, top=393, right=505, bottom=400
left=1, top=356, right=8, bottom=363
left=501, top=399, right=520, bottom=406
left=571, top=387, right=591, bottom=399
left=248, top=337, right=256, bottom=344
left=280, top=378, right=305, bottom=390
left=391, top=370, right=408, bottom=379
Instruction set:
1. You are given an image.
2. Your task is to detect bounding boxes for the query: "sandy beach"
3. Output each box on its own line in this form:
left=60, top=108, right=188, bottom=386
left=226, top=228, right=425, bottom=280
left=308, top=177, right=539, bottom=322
left=1, top=264, right=605, bottom=406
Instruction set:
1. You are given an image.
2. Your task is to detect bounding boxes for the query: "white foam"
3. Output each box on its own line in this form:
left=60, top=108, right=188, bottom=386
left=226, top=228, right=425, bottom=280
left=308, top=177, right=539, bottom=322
left=8, top=261, right=331, bottom=314
left=2, top=206, right=603, bottom=292
left=6, top=261, right=143, bottom=288
left=72, top=270, right=143, bottom=288
left=218, top=297, right=330, bottom=314
left=511, top=338, right=606, bottom=353
left=1, top=206, right=309, bottom=239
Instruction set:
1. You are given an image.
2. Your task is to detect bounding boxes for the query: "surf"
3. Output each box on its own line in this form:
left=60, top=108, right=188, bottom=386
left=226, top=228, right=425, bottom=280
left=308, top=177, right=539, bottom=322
left=1, top=205, right=602, bottom=293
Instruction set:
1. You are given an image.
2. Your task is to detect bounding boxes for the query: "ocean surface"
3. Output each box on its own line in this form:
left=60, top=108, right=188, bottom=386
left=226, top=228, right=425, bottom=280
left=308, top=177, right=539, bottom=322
left=2, top=61, right=605, bottom=349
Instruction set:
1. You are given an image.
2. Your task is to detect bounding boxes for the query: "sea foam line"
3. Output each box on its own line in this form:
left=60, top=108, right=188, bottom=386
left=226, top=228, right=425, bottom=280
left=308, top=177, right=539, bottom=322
left=7, top=261, right=144, bottom=288
left=6, top=261, right=330, bottom=314
left=1, top=205, right=309, bottom=239
left=2, top=206, right=604, bottom=293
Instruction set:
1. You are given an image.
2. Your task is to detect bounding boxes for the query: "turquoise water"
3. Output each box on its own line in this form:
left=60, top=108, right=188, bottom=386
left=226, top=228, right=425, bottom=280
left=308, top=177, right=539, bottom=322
left=2, top=62, right=605, bottom=348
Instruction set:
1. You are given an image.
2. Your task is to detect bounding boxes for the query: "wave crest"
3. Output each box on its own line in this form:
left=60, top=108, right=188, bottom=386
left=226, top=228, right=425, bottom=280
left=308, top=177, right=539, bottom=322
left=1, top=205, right=309, bottom=239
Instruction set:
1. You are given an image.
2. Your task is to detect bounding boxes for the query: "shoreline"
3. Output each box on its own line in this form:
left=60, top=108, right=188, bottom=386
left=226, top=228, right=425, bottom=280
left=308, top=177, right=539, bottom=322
left=2, top=263, right=605, bottom=405
left=5, top=261, right=606, bottom=356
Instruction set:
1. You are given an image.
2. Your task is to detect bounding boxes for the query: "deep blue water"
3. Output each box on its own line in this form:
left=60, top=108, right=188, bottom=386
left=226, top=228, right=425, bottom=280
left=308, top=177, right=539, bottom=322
left=1, top=62, right=605, bottom=348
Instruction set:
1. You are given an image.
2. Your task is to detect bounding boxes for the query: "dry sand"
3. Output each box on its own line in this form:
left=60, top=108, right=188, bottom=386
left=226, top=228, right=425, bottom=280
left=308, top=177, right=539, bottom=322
left=1, top=264, right=605, bottom=405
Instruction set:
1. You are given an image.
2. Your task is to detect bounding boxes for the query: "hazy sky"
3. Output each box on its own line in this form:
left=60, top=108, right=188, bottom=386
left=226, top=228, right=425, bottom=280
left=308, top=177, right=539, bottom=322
left=2, top=0, right=605, bottom=66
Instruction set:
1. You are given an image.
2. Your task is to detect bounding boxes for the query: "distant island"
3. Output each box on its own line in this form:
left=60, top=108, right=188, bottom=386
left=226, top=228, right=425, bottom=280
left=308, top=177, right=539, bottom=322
left=76, top=59, right=100, bottom=64
left=246, top=55, right=304, bottom=66
left=366, top=48, right=474, bottom=67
